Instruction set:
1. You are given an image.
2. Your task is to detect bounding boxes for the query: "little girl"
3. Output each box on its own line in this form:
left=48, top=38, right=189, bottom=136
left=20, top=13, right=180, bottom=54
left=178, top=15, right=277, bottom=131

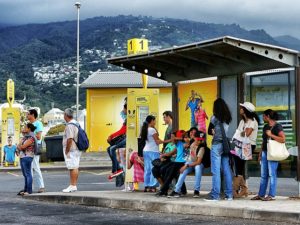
left=127, top=151, right=144, bottom=191
left=194, top=100, right=208, bottom=133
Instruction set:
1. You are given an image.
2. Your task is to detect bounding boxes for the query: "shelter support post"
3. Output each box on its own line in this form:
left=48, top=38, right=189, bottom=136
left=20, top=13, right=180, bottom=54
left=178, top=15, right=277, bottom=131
left=296, top=67, right=300, bottom=195
left=172, top=82, right=179, bottom=131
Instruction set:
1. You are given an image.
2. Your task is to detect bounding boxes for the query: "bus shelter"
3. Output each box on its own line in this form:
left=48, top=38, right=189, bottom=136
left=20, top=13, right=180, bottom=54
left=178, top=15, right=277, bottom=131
left=108, top=36, right=300, bottom=184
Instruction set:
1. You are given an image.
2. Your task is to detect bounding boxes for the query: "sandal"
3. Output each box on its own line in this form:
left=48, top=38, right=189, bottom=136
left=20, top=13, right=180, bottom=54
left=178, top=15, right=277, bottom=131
left=149, top=188, right=157, bottom=193
left=250, top=195, right=263, bottom=200
left=262, top=196, right=275, bottom=201
left=21, top=192, right=30, bottom=196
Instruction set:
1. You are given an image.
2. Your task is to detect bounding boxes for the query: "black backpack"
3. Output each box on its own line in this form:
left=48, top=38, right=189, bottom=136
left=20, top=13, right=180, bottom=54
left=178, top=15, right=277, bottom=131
left=197, top=145, right=211, bottom=168
left=69, top=123, right=89, bottom=152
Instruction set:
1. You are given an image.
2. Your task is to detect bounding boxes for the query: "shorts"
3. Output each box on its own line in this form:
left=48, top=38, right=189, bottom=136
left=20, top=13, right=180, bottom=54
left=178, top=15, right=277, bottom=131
left=64, top=149, right=82, bottom=170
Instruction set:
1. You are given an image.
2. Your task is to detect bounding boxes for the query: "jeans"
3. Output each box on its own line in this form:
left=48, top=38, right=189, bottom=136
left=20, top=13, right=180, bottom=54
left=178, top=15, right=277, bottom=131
left=175, top=163, right=204, bottom=193
left=143, top=151, right=160, bottom=188
left=21, top=157, right=33, bottom=194
left=31, top=155, right=45, bottom=189
left=210, top=143, right=233, bottom=199
left=107, top=139, right=126, bottom=173
left=258, top=151, right=279, bottom=197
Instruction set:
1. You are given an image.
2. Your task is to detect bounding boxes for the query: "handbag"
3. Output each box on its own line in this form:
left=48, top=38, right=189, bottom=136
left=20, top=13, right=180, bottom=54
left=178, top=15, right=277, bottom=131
left=219, top=121, right=232, bottom=155
left=231, top=129, right=252, bottom=160
left=267, top=139, right=289, bottom=161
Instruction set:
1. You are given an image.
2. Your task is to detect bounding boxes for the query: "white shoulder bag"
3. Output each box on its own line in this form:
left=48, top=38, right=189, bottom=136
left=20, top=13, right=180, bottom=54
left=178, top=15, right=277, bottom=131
left=267, top=126, right=289, bottom=161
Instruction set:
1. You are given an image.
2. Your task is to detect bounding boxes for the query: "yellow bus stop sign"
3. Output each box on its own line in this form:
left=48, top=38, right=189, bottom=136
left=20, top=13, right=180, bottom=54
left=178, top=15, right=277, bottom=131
left=7, top=79, right=15, bottom=107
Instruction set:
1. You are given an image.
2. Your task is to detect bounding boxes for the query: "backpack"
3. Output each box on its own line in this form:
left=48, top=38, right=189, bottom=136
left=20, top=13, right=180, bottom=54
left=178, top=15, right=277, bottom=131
left=197, top=145, right=211, bottom=168
left=69, top=123, right=89, bottom=152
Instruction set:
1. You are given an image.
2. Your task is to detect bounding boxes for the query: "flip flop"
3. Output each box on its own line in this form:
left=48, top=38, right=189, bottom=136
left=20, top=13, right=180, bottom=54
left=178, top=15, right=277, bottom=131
left=250, top=195, right=263, bottom=200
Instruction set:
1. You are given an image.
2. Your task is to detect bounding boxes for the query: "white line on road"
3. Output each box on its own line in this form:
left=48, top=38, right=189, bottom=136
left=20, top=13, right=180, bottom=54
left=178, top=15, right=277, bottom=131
left=7, top=172, right=20, bottom=177
left=80, top=171, right=110, bottom=176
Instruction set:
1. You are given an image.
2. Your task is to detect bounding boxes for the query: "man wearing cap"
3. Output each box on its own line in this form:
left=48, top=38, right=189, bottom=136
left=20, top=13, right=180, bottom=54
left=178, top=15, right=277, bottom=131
left=62, top=108, right=82, bottom=193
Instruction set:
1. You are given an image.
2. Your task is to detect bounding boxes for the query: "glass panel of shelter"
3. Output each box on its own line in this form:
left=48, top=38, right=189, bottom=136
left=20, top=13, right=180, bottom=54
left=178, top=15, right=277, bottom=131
left=246, top=70, right=296, bottom=178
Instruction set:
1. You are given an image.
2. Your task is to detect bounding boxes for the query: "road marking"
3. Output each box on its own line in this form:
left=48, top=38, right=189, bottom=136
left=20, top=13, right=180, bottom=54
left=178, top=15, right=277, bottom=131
left=80, top=170, right=110, bottom=176
left=7, top=172, right=20, bottom=177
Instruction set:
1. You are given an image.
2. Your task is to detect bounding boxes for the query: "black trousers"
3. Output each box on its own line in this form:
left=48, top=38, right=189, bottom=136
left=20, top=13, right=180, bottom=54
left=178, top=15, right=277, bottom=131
left=160, top=162, right=185, bottom=193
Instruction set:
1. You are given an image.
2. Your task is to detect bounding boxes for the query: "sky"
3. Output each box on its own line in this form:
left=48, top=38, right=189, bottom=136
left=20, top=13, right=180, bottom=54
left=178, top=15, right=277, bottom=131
left=0, top=0, right=299, bottom=38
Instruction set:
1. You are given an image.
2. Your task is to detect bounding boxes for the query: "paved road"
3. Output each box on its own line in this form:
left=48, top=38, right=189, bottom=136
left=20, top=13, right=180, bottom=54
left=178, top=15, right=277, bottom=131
left=0, top=170, right=298, bottom=225
left=0, top=169, right=299, bottom=196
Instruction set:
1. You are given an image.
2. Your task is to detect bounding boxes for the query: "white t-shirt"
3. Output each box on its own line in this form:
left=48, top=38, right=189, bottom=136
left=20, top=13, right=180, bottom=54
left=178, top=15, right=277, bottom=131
left=237, top=119, right=258, bottom=145
left=143, top=127, right=159, bottom=152
left=63, top=119, right=79, bottom=151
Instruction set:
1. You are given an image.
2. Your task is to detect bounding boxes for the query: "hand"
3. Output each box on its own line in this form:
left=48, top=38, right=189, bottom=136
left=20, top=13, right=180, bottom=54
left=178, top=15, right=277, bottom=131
left=258, top=152, right=262, bottom=162
left=180, top=165, right=187, bottom=173
left=212, top=129, right=215, bottom=135
left=65, top=150, right=70, bottom=158
left=160, top=154, right=165, bottom=159
left=107, top=137, right=112, bottom=143
left=266, top=130, right=272, bottom=137
left=240, top=131, right=245, bottom=137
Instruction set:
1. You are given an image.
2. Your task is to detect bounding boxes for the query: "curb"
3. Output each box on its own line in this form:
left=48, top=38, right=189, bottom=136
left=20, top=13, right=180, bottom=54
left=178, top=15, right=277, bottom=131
left=0, top=166, right=111, bottom=173
left=25, top=193, right=300, bottom=223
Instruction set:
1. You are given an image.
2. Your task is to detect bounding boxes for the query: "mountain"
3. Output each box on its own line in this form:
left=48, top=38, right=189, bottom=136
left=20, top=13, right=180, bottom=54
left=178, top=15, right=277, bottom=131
left=0, top=15, right=299, bottom=113
left=274, top=35, right=300, bottom=51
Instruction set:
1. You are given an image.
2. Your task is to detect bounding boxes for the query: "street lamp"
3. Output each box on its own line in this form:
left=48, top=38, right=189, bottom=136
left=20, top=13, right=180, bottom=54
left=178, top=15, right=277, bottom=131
left=75, top=2, right=81, bottom=120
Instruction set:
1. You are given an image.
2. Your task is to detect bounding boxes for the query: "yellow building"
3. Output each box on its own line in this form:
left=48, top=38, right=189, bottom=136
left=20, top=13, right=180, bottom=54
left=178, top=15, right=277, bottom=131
left=81, top=71, right=172, bottom=152
left=82, top=71, right=218, bottom=152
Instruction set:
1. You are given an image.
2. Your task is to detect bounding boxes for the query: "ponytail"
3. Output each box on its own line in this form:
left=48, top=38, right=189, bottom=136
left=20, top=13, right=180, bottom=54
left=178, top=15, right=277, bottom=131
left=140, top=115, right=156, bottom=142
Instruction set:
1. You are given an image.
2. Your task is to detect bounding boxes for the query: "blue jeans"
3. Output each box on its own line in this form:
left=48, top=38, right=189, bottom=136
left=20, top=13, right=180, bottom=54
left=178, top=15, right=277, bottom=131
left=21, top=157, right=33, bottom=194
left=175, top=163, right=204, bottom=193
left=258, top=151, right=279, bottom=197
left=210, top=143, right=233, bottom=199
left=107, top=139, right=126, bottom=173
left=143, top=151, right=160, bottom=188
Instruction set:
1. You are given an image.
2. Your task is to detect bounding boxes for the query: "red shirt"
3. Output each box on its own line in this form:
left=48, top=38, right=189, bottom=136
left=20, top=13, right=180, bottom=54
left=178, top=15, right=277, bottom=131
left=109, top=124, right=126, bottom=139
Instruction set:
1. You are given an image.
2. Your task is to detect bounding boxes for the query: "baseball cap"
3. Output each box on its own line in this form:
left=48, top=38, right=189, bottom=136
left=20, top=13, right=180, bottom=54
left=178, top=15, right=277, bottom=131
left=175, top=130, right=186, bottom=138
left=240, top=102, right=255, bottom=112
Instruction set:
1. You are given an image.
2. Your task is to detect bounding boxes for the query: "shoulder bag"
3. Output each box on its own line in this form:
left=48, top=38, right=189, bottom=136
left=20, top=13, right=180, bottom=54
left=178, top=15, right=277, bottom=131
left=267, top=125, right=289, bottom=161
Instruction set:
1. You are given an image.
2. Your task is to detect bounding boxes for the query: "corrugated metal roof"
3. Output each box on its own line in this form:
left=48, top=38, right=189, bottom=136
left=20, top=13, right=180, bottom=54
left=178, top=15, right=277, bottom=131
left=81, top=71, right=171, bottom=88
left=108, top=36, right=300, bottom=83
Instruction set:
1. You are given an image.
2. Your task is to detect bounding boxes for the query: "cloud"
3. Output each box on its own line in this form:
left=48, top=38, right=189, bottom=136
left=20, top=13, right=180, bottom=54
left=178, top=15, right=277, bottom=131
left=0, top=0, right=299, bottom=38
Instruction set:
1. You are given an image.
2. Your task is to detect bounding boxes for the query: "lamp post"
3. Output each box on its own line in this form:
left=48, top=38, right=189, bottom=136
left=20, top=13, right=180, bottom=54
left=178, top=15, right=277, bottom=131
left=75, top=2, right=81, bottom=120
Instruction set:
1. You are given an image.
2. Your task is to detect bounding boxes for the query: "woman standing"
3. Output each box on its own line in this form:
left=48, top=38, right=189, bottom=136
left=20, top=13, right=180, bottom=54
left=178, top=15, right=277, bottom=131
left=140, top=115, right=164, bottom=192
left=251, top=109, right=285, bottom=201
left=204, top=98, right=233, bottom=201
left=233, top=102, right=259, bottom=198
left=17, top=123, right=37, bottom=196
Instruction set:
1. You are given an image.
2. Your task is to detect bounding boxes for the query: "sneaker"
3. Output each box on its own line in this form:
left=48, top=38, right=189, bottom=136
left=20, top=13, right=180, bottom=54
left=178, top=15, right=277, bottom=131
left=224, top=197, right=233, bottom=201
left=155, top=191, right=168, bottom=197
left=168, top=191, right=180, bottom=198
left=62, top=185, right=77, bottom=193
left=108, top=169, right=124, bottom=180
left=193, top=190, right=200, bottom=198
left=38, top=188, right=46, bottom=193
left=204, top=195, right=219, bottom=202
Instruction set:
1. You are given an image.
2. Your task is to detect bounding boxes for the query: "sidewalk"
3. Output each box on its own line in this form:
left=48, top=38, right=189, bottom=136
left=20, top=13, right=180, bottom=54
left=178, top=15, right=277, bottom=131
left=0, top=151, right=111, bottom=172
left=25, top=191, right=300, bottom=223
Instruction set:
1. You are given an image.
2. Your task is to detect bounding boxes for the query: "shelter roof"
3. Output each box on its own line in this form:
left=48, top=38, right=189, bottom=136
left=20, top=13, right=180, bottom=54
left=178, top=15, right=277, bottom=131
left=108, top=36, right=300, bottom=82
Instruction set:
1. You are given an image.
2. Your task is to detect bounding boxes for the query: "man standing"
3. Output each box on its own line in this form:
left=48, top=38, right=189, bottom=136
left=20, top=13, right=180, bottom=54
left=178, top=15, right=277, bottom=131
left=27, top=109, right=45, bottom=193
left=162, top=111, right=173, bottom=148
left=62, top=108, right=82, bottom=193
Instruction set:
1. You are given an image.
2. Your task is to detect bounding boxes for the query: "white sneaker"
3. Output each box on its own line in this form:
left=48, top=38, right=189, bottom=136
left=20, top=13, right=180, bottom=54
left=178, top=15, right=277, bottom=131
left=62, top=185, right=77, bottom=193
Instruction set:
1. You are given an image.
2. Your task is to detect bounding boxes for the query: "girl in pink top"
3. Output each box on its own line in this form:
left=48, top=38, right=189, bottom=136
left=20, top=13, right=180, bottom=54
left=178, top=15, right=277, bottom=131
left=194, top=100, right=208, bottom=133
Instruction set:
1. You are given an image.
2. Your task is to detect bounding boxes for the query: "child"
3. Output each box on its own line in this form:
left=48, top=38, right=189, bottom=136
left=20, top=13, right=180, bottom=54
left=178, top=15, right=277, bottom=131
left=171, top=131, right=206, bottom=198
left=127, top=151, right=144, bottom=191
left=194, top=100, right=208, bottom=133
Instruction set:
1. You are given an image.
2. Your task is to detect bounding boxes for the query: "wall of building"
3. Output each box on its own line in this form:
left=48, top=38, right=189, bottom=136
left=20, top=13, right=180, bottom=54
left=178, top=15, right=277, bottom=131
left=86, top=87, right=172, bottom=152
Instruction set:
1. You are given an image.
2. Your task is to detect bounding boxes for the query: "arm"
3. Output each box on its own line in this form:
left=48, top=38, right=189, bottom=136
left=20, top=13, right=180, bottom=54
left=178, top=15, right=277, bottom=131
left=153, top=133, right=164, bottom=145
left=204, top=110, right=208, bottom=120
left=35, top=131, right=42, bottom=141
left=244, top=128, right=254, bottom=137
left=127, top=155, right=133, bottom=169
left=17, top=139, right=34, bottom=150
left=185, top=98, right=191, bottom=111
left=161, top=148, right=177, bottom=158
left=107, top=124, right=126, bottom=142
left=266, top=130, right=285, bottom=143
left=65, top=138, right=73, bottom=155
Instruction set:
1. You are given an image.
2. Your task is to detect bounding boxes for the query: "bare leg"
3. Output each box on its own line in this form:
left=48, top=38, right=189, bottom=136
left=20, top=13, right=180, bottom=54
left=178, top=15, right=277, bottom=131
left=70, top=169, right=79, bottom=186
